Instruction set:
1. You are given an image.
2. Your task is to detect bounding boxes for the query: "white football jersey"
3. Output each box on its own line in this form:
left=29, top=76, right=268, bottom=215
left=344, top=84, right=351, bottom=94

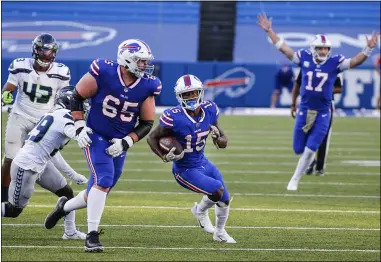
left=13, top=108, right=75, bottom=173
left=7, top=58, right=71, bottom=123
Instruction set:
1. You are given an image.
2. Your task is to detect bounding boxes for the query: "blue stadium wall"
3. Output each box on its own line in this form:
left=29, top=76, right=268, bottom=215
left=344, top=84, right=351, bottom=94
left=2, top=2, right=380, bottom=109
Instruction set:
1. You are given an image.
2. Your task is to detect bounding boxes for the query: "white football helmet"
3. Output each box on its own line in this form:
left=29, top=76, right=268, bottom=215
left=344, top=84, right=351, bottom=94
left=175, top=74, right=204, bottom=111
left=310, top=34, right=332, bottom=62
left=117, top=39, right=154, bottom=78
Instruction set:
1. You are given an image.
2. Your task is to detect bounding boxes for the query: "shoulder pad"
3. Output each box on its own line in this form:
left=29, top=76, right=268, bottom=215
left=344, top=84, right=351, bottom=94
left=47, top=62, right=71, bottom=81
left=8, top=58, right=32, bottom=74
left=88, top=59, right=116, bottom=78
left=201, top=100, right=219, bottom=116
left=160, top=108, right=179, bottom=128
left=145, top=75, right=162, bottom=96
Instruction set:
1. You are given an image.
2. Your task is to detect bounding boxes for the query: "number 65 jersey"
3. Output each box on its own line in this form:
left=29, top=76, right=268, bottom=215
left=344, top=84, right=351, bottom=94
left=7, top=58, right=71, bottom=123
left=86, top=59, right=162, bottom=140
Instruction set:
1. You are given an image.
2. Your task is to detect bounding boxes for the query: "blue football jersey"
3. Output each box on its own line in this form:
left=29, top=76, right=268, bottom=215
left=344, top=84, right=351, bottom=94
left=86, top=59, right=162, bottom=140
left=296, top=49, right=346, bottom=111
left=159, top=100, right=220, bottom=169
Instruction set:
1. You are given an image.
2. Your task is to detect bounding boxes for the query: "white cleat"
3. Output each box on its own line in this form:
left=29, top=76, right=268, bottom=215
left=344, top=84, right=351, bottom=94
left=287, top=179, right=300, bottom=191
left=213, top=230, right=237, bottom=244
left=62, top=230, right=87, bottom=240
left=191, top=202, right=215, bottom=234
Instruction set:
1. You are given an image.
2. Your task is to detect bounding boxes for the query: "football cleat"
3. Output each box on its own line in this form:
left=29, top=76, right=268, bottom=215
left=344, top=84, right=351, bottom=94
left=84, top=230, right=104, bottom=252
left=305, top=160, right=316, bottom=175
left=62, top=230, right=87, bottom=240
left=191, top=202, right=215, bottom=234
left=45, top=196, right=69, bottom=229
left=315, top=169, right=325, bottom=176
left=213, top=230, right=236, bottom=244
left=287, top=179, right=300, bottom=191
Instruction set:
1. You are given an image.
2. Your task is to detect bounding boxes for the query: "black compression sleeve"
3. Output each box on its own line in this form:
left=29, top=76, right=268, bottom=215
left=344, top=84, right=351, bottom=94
left=71, top=89, right=84, bottom=112
left=134, top=120, right=154, bottom=140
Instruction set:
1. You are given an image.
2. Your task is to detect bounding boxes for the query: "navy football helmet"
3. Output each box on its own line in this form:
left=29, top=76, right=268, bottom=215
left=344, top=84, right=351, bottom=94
left=32, top=33, right=59, bottom=68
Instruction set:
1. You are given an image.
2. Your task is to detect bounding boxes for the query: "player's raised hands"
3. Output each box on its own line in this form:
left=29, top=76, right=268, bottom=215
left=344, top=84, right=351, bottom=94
left=257, top=12, right=273, bottom=32
left=366, top=31, right=379, bottom=48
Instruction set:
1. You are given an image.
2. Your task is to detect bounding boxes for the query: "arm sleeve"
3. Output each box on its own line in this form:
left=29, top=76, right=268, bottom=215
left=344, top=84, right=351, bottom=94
left=159, top=109, right=174, bottom=129
left=50, top=152, right=76, bottom=176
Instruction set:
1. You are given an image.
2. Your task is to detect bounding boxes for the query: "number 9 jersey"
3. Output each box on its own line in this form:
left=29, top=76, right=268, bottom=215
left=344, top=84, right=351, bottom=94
left=86, top=59, right=162, bottom=140
left=6, top=58, right=71, bottom=123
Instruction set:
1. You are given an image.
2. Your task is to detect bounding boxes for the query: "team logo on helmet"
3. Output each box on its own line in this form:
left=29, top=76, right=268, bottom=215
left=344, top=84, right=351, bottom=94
left=120, top=43, right=142, bottom=54
left=203, top=67, right=255, bottom=100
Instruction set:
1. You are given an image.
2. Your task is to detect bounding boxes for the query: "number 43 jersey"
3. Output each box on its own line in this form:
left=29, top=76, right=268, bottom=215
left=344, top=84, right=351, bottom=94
left=13, top=108, right=75, bottom=173
left=86, top=59, right=162, bottom=140
left=6, top=58, right=71, bottom=123
left=159, top=101, right=220, bottom=169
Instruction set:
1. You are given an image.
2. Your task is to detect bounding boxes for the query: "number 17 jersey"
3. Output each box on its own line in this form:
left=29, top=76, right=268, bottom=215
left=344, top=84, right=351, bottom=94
left=295, top=49, right=349, bottom=112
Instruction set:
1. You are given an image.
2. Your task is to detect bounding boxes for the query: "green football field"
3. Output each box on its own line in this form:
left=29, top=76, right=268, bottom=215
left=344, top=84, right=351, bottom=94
left=1, top=112, right=380, bottom=261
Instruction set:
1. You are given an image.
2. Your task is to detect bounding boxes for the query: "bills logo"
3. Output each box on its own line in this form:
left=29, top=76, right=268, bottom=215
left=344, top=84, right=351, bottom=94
left=2, top=21, right=117, bottom=53
left=203, top=67, right=255, bottom=100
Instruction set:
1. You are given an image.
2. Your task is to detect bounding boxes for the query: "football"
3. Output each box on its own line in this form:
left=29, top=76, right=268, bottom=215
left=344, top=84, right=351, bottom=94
left=159, top=136, right=183, bottom=154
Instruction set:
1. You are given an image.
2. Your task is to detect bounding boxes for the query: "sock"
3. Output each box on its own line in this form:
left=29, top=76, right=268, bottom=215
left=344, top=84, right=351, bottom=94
left=1, top=203, right=5, bottom=217
left=1, top=187, right=9, bottom=202
left=87, top=187, right=107, bottom=233
left=64, top=190, right=87, bottom=212
left=197, top=195, right=216, bottom=213
left=215, top=203, right=230, bottom=232
left=64, top=211, right=76, bottom=235
left=290, top=147, right=315, bottom=181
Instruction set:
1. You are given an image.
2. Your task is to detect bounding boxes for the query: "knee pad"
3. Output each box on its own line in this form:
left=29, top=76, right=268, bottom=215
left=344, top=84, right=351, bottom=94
left=293, top=145, right=304, bottom=155
left=208, top=187, right=224, bottom=202
left=216, top=199, right=230, bottom=207
left=4, top=203, right=23, bottom=218
left=97, top=175, right=113, bottom=189
left=55, top=185, right=74, bottom=199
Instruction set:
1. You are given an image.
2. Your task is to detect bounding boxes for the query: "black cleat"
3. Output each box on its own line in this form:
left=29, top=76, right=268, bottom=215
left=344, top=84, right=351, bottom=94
left=44, top=196, right=69, bottom=229
left=305, top=160, right=316, bottom=175
left=315, top=169, right=325, bottom=176
left=85, top=230, right=104, bottom=252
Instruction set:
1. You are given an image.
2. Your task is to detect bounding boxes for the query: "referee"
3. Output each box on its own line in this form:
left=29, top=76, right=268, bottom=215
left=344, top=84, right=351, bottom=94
left=291, top=71, right=343, bottom=176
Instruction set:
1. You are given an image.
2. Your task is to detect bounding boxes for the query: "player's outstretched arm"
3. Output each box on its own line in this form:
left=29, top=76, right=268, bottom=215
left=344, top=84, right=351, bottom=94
left=257, top=12, right=295, bottom=61
left=147, top=124, right=174, bottom=161
left=347, top=32, right=379, bottom=69
left=106, top=96, right=155, bottom=158
left=210, top=120, right=228, bottom=149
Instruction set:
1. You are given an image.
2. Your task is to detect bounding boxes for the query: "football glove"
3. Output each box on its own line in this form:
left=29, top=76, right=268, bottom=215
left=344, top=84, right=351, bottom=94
left=75, top=120, right=93, bottom=149
left=105, top=136, right=134, bottom=158
left=67, top=173, right=88, bottom=185
left=2, top=91, right=14, bottom=105
left=209, top=125, right=221, bottom=149
left=163, top=147, right=184, bottom=162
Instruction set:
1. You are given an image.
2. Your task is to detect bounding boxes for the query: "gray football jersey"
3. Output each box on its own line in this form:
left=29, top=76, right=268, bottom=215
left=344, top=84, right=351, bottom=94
left=13, top=108, right=75, bottom=173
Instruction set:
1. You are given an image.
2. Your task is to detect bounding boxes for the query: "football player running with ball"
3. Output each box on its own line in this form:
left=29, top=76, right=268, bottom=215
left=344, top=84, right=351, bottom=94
left=147, top=75, right=236, bottom=244
left=257, top=12, right=379, bottom=190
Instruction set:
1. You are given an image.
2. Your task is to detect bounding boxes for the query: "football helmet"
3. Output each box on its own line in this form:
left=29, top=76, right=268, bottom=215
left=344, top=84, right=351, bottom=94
left=117, top=39, right=154, bottom=78
left=32, top=33, right=59, bottom=68
left=175, top=74, right=204, bottom=111
left=310, top=34, right=332, bottom=62
left=54, top=86, right=75, bottom=109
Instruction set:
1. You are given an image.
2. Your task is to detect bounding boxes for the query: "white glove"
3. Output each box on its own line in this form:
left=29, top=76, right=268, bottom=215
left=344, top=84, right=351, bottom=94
left=209, top=125, right=221, bottom=149
left=67, top=173, right=88, bottom=185
left=106, top=136, right=134, bottom=158
left=163, top=147, right=184, bottom=162
left=75, top=120, right=93, bottom=149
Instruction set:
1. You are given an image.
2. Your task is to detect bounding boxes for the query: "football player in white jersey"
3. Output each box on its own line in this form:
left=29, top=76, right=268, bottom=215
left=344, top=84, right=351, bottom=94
left=1, top=86, right=87, bottom=239
left=1, top=33, right=84, bottom=207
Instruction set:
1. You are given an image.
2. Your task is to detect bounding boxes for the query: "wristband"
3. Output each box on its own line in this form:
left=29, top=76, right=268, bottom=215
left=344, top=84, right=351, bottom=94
left=361, top=46, right=374, bottom=57
left=275, top=39, right=284, bottom=50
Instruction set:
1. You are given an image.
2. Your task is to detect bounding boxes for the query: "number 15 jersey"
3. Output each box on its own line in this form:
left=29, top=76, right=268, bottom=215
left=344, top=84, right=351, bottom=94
left=6, top=58, right=71, bottom=123
left=293, top=49, right=350, bottom=112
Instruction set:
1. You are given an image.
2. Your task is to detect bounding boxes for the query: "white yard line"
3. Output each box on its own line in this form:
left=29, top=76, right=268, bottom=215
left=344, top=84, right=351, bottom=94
left=32, top=189, right=381, bottom=199
left=115, top=178, right=378, bottom=186
left=27, top=204, right=380, bottom=213
left=2, top=223, right=379, bottom=231
left=71, top=168, right=381, bottom=176
left=2, top=245, right=379, bottom=253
